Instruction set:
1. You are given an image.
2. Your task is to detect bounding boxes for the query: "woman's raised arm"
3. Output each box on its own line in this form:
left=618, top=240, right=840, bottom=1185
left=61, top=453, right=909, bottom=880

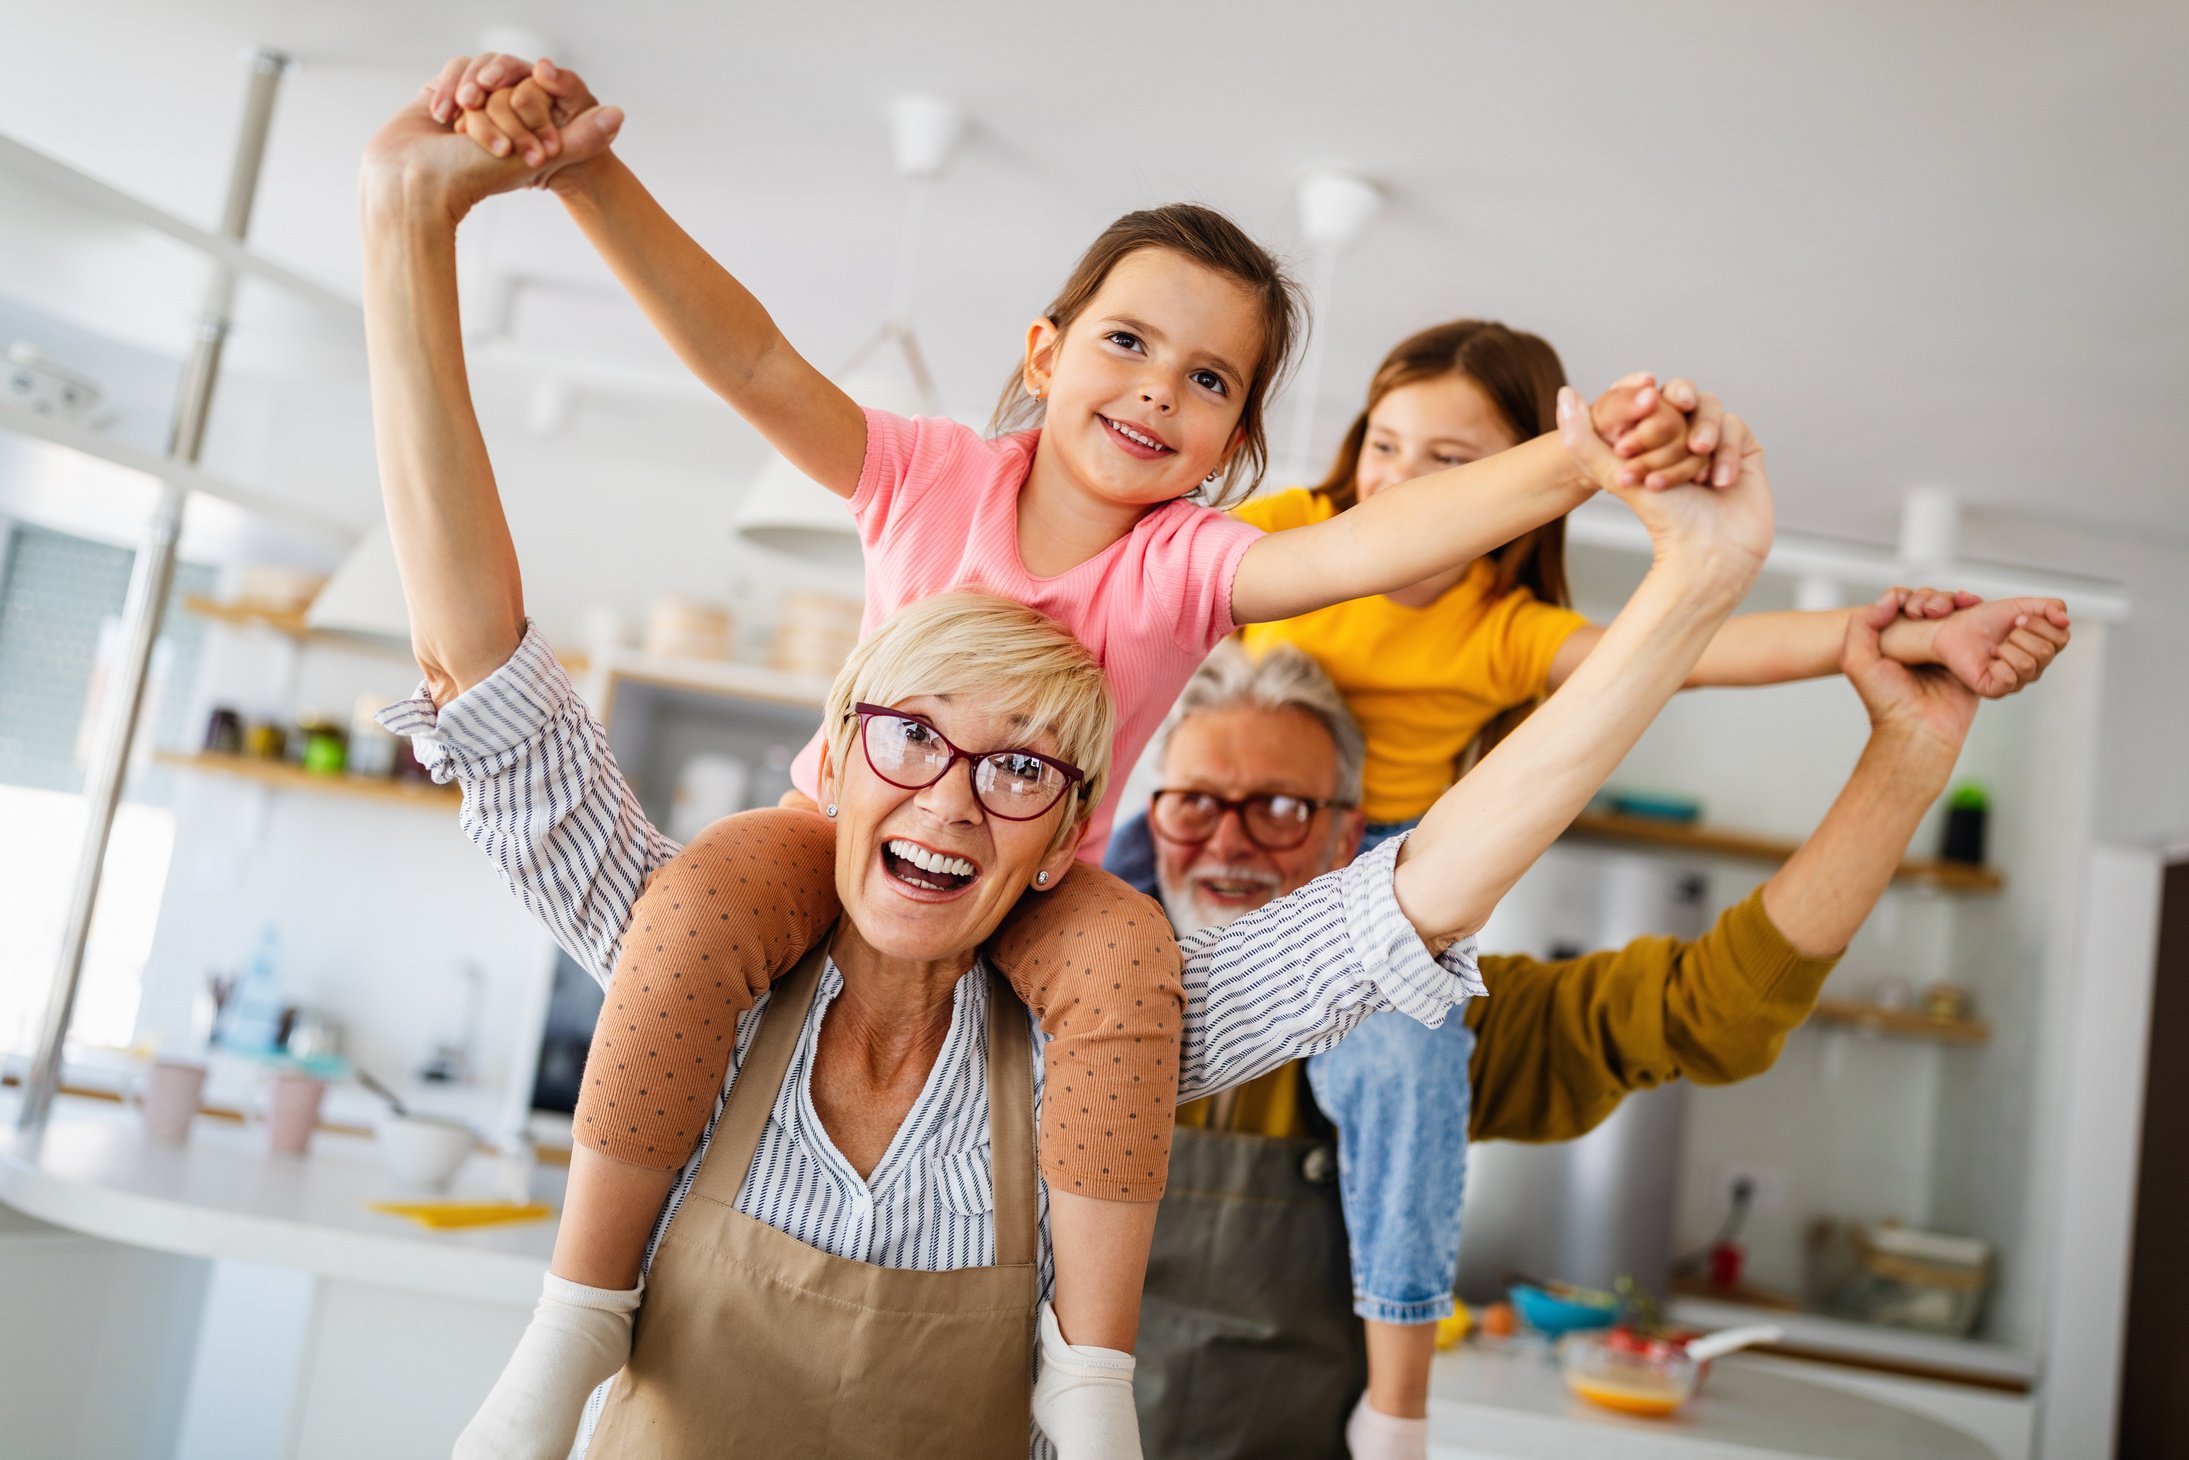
left=357, top=89, right=618, bottom=703
left=1392, top=393, right=1776, bottom=951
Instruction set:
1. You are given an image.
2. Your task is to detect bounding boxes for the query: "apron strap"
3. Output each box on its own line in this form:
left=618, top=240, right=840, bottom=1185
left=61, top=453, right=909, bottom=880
left=689, top=934, right=833, bottom=1209
left=985, top=968, right=1038, bottom=1269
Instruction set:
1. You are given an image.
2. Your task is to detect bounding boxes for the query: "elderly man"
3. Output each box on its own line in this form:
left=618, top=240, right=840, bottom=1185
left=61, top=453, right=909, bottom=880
left=1116, top=593, right=2048, bottom=1460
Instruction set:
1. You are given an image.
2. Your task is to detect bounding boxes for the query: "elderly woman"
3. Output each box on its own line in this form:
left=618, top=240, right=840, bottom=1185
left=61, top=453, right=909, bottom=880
left=357, top=88, right=1772, bottom=1460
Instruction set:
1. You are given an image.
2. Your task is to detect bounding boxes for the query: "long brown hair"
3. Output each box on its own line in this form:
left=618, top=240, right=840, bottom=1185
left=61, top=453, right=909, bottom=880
left=1314, top=319, right=1574, bottom=774
left=989, top=204, right=1305, bottom=508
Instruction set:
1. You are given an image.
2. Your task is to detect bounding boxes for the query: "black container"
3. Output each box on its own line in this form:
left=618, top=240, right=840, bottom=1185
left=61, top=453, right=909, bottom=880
left=1941, top=804, right=1988, bottom=865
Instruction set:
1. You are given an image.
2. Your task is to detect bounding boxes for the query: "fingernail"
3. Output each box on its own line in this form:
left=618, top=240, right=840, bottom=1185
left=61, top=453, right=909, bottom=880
left=479, top=66, right=501, bottom=86
left=525, top=148, right=542, bottom=166
left=491, top=136, right=510, bottom=157
left=543, top=135, right=560, bottom=157
left=1556, top=389, right=1575, bottom=423
left=1715, top=463, right=1735, bottom=486
left=1617, top=470, right=1637, bottom=487
left=459, top=84, right=479, bottom=107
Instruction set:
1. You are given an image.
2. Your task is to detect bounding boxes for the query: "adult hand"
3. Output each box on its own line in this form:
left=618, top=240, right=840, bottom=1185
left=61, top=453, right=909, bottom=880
left=1843, top=589, right=1981, bottom=763
left=1560, top=387, right=1774, bottom=594
left=365, top=62, right=619, bottom=226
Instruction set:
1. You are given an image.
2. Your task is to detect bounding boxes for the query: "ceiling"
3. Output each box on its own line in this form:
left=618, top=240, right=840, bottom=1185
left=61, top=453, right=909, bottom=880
left=3, top=0, right=2183, bottom=551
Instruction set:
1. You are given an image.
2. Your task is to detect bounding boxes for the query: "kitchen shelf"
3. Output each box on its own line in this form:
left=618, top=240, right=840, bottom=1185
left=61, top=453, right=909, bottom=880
left=593, top=649, right=835, bottom=714
left=1807, top=998, right=1991, bottom=1046
left=1564, top=812, right=2004, bottom=893
left=182, top=595, right=316, bottom=636
left=153, top=750, right=458, bottom=808
left=182, top=597, right=591, bottom=674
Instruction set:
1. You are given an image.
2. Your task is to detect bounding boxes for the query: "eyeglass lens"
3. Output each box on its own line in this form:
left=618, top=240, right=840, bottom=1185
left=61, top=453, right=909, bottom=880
left=862, top=712, right=1072, bottom=821
left=1152, top=791, right=1318, bottom=850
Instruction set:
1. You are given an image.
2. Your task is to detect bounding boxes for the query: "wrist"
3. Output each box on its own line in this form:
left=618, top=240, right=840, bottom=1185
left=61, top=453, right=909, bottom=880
left=548, top=151, right=621, bottom=211
left=359, top=156, right=471, bottom=237
left=1651, top=540, right=1761, bottom=609
left=1876, top=613, right=1941, bottom=665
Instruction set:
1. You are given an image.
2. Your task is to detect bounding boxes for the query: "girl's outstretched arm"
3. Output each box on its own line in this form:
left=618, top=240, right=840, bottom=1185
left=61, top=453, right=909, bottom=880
left=1546, top=593, right=2072, bottom=697
left=1229, top=381, right=1717, bottom=625
left=434, top=56, right=866, bottom=497
left=555, top=153, right=866, bottom=496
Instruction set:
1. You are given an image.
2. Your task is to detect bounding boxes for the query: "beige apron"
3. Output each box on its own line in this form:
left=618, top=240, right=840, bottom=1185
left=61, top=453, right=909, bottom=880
left=589, top=940, right=1040, bottom=1459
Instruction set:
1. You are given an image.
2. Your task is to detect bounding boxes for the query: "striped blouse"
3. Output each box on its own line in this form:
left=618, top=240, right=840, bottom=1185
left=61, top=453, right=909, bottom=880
left=381, top=626, right=1482, bottom=1457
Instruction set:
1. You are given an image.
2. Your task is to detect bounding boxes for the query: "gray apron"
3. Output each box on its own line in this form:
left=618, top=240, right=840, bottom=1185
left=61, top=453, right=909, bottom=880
left=1135, top=1077, right=1364, bottom=1460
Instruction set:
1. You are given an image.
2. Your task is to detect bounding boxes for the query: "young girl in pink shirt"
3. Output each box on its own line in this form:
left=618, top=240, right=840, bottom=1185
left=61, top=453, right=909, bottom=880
left=427, top=56, right=1727, bottom=1458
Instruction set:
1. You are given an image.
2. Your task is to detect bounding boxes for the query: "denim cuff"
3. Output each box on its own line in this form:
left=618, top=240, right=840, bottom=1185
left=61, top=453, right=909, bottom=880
left=1352, top=1290, right=1457, bottom=1325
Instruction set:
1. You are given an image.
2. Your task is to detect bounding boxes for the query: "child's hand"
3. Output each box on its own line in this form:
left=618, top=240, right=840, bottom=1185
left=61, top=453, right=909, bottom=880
left=1898, top=593, right=2072, bottom=698
left=1583, top=376, right=1737, bottom=493
left=425, top=56, right=615, bottom=190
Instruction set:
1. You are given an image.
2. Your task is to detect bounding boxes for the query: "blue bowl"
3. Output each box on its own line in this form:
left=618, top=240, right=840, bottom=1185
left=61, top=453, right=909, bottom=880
left=1509, top=1282, right=1618, bottom=1337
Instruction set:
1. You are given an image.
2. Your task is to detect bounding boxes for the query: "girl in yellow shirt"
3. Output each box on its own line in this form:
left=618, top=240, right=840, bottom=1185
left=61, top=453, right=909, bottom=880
left=1107, top=319, right=2069, bottom=1460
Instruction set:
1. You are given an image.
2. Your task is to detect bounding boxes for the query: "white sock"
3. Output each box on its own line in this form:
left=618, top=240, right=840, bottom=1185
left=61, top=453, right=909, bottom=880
left=452, top=1273, right=643, bottom=1460
left=1031, top=1301, right=1142, bottom=1460
left=1346, top=1393, right=1429, bottom=1460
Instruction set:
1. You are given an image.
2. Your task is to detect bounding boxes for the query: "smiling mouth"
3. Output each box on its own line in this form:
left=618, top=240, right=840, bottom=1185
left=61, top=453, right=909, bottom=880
left=1098, top=414, right=1175, bottom=458
left=883, top=837, right=980, bottom=894
left=1193, top=875, right=1279, bottom=902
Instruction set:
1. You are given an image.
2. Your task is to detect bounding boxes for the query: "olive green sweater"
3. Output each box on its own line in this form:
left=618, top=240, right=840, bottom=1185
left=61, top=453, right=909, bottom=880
left=1176, top=886, right=1840, bottom=1142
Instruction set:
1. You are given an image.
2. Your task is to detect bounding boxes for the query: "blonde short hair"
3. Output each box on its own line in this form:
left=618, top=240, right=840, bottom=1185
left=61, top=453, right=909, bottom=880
left=822, top=592, right=1116, bottom=847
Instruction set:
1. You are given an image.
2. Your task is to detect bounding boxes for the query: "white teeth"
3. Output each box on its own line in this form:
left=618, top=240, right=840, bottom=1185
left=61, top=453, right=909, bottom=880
left=1108, top=418, right=1164, bottom=450
left=887, top=839, right=976, bottom=878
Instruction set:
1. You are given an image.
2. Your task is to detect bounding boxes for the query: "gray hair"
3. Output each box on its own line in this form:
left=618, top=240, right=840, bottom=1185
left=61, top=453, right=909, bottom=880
left=1155, top=641, right=1365, bottom=806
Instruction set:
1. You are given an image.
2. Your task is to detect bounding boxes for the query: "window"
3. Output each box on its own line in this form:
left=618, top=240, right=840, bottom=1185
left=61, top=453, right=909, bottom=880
left=0, top=522, right=211, bottom=1054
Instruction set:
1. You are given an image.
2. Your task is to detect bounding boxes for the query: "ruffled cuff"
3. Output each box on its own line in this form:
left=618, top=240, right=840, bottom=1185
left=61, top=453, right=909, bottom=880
left=1338, top=830, right=1486, bottom=1026
left=375, top=624, right=573, bottom=785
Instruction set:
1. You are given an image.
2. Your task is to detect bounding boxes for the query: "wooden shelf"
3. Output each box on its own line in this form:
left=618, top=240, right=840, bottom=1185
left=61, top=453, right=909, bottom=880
left=1564, top=812, right=2003, bottom=893
left=1808, top=998, right=1991, bottom=1046
left=183, top=597, right=590, bottom=674
left=595, top=650, right=834, bottom=713
left=183, top=595, right=315, bottom=636
left=154, top=750, right=458, bottom=808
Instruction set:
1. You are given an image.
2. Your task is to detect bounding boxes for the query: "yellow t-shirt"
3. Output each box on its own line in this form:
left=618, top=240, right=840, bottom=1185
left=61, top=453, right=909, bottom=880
left=1231, top=488, right=1590, bottom=824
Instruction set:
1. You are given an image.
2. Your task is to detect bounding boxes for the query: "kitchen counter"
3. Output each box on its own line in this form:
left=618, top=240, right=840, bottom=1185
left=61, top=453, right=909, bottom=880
left=0, top=1092, right=552, bottom=1456
left=1428, top=1339, right=1995, bottom=1459
left=3, top=1096, right=1997, bottom=1460
left=0, top=1091, right=555, bottom=1304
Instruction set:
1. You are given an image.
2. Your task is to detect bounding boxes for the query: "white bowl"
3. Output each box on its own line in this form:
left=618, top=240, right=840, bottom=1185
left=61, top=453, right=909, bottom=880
left=377, top=1113, right=477, bottom=1188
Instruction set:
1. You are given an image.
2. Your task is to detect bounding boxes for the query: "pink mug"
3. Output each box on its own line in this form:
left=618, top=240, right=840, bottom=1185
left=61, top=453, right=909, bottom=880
left=264, top=1072, right=327, bottom=1157
left=139, top=1060, right=208, bottom=1144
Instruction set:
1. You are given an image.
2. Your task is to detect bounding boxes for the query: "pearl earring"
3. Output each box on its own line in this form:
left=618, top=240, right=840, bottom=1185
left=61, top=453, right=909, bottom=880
left=824, top=803, right=837, bottom=819
left=1203, top=470, right=1221, bottom=485
left=1036, top=870, right=1050, bottom=886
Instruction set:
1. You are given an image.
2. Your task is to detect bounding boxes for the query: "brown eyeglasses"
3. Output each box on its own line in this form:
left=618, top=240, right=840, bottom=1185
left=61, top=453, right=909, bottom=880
left=853, top=703, right=1086, bottom=821
left=1148, top=789, right=1352, bottom=852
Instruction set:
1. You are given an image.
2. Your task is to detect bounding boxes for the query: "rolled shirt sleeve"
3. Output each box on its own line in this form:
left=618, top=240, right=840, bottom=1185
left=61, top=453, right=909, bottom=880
left=378, top=624, right=677, bottom=985
left=1176, top=831, right=1483, bottom=1102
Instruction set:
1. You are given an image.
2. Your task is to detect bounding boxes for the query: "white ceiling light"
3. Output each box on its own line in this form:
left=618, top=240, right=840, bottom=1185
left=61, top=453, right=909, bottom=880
left=1898, top=485, right=1961, bottom=571
left=732, top=95, right=966, bottom=569
left=1283, top=170, right=1384, bottom=482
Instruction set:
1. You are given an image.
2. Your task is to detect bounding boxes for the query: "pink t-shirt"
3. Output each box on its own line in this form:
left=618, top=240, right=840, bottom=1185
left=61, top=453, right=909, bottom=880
left=788, top=408, right=1264, bottom=859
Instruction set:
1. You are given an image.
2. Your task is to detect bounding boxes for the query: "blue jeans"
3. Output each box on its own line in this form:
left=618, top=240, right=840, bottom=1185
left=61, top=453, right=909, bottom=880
left=1109, top=811, right=1473, bottom=1325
